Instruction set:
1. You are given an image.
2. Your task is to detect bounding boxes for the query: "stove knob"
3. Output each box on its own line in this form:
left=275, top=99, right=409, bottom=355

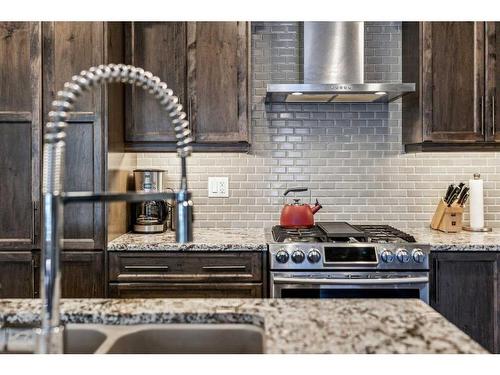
left=396, top=249, right=410, bottom=263
left=412, top=249, right=425, bottom=263
left=307, top=249, right=321, bottom=263
left=291, top=250, right=306, bottom=264
left=380, top=249, right=394, bottom=263
left=275, top=250, right=289, bottom=264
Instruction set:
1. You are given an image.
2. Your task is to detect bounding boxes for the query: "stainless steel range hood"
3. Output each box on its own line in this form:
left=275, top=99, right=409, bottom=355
left=265, top=22, right=415, bottom=103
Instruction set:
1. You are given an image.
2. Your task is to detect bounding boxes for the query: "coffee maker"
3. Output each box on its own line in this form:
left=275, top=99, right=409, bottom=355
left=132, top=169, right=168, bottom=233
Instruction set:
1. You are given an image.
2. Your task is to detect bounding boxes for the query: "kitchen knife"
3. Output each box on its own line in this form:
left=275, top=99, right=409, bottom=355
left=458, top=191, right=470, bottom=207
left=444, top=184, right=455, bottom=202
left=456, top=186, right=469, bottom=206
left=446, top=186, right=461, bottom=206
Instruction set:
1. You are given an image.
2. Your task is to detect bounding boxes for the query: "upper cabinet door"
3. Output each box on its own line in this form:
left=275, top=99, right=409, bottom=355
left=486, top=22, right=500, bottom=142
left=125, top=22, right=187, bottom=143
left=422, top=22, right=485, bottom=142
left=187, top=22, right=249, bottom=144
left=42, top=22, right=105, bottom=250
left=0, top=22, right=41, bottom=250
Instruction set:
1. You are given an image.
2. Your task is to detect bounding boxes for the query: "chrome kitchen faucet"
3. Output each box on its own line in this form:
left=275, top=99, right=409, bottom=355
left=38, top=64, right=194, bottom=353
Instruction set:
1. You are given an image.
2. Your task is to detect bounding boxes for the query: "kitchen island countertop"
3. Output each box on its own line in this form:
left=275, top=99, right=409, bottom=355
left=0, top=298, right=487, bottom=354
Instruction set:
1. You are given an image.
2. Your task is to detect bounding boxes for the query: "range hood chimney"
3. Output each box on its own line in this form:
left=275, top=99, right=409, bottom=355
left=266, top=22, right=415, bottom=103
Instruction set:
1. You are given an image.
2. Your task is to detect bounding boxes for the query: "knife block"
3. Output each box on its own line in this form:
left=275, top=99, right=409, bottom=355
left=430, top=199, right=464, bottom=233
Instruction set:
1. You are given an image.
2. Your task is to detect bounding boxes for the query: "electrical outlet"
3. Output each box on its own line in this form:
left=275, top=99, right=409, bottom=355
left=208, top=177, right=229, bottom=198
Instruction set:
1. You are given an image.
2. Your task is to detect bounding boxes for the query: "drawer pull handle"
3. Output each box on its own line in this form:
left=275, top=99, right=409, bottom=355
left=124, top=265, right=170, bottom=271
left=202, top=265, right=247, bottom=271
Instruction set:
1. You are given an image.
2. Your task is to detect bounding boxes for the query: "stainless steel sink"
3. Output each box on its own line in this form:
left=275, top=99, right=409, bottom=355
left=65, top=328, right=107, bottom=354
left=65, top=324, right=265, bottom=354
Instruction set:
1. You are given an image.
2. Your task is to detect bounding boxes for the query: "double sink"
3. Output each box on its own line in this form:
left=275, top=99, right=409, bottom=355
left=65, top=324, right=265, bottom=354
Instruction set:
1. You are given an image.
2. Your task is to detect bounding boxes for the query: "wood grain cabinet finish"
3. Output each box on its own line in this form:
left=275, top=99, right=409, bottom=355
left=430, top=252, right=500, bottom=353
left=42, top=22, right=106, bottom=251
left=486, top=22, right=500, bottom=142
left=124, top=22, right=187, bottom=143
left=0, top=252, right=35, bottom=298
left=109, top=251, right=265, bottom=298
left=0, top=22, right=41, bottom=250
left=123, top=22, right=250, bottom=152
left=403, top=22, right=500, bottom=152
left=33, top=251, right=105, bottom=298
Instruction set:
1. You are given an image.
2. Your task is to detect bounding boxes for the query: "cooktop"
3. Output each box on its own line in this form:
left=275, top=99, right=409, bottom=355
left=271, top=222, right=416, bottom=244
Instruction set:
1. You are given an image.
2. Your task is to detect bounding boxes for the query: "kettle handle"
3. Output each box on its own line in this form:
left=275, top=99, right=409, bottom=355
left=283, top=187, right=308, bottom=196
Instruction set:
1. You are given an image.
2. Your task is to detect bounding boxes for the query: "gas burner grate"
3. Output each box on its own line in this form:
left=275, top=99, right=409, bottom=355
left=354, top=225, right=416, bottom=243
left=272, top=226, right=328, bottom=243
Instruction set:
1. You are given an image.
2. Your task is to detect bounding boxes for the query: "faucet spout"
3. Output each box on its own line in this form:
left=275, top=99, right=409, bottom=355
left=39, top=64, right=193, bottom=353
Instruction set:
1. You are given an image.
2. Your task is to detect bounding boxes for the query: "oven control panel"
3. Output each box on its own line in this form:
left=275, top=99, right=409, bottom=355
left=268, top=243, right=430, bottom=271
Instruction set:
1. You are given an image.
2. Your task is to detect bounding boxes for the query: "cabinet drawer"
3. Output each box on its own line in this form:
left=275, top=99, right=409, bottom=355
left=109, top=252, right=263, bottom=283
left=109, top=282, right=262, bottom=298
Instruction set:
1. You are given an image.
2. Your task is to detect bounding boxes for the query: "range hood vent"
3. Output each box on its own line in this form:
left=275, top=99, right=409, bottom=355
left=265, top=22, right=415, bottom=103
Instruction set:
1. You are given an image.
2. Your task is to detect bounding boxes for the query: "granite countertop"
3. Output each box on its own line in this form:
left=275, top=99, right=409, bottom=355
left=107, top=226, right=500, bottom=253
left=411, top=227, right=500, bottom=252
left=0, top=298, right=486, bottom=354
left=107, top=228, right=267, bottom=251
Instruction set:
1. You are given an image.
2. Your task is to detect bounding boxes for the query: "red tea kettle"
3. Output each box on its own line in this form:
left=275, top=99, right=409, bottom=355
left=280, top=187, right=322, bottom=228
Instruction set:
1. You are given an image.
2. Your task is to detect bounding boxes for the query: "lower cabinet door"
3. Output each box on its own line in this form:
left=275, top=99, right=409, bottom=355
left=61, top=251, right=105, bottom=298
left=108, top=283, right=263, bottom=298
left=0, top=252, right=34, bottom=298
left=430, top=252, right=500, bottom=353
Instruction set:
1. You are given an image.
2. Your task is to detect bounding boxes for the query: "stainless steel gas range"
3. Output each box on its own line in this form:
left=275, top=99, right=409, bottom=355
left=268, top=222, right=430, bottom=302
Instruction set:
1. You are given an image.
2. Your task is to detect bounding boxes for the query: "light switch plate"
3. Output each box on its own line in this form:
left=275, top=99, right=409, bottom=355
left=208, top=177, right=229, bottom=198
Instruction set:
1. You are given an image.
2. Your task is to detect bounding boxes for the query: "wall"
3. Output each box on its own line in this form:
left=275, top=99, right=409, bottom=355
left=135, top=22, right=500, bottom=230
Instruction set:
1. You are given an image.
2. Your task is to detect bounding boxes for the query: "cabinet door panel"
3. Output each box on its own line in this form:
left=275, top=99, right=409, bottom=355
left=486, top=22, right=500, bottom=141
left=424, top=22, right=485, bottom=142
left=0, top=22, right=40, bottom=249
left=109, top=283, right=262, bottom=298
left=43, top=22, right=104, bottom=250
left=125, top=22, right=186, bottom=142
left=61, top=251, right=104, bottom=298
left=430, top=253, right=499, bottom=353
left=0, top=22, right=32, bottom=112
left=0, top=252, right=34, bottom=298
left=51, top=22, right=102, bottom=112
left=0, top=122, right=34, bottom=246
left=187, top=22, right=249, bottom=143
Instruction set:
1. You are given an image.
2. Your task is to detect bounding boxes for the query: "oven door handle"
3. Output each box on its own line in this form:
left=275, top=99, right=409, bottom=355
left=272, top=276, right=429, bottom=285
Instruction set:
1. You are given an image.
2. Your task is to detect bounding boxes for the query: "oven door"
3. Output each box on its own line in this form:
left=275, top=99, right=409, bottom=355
left=270, top=272, right=429, bottom=303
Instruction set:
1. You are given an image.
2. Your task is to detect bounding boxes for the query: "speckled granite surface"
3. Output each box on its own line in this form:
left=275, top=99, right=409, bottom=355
left=411, top=227, right=500, bottom=252
left=0, top=298, right=486, bottom=353
left=107, top=227, right=500, bottom=253
left=107, top=228, right=267, bottom=251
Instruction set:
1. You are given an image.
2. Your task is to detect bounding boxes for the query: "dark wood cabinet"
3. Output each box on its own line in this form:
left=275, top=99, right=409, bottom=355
left=0, top=22, right=41, bottom=250
left=0, top=252, right=35, bottom=298
left=109, top=283, right=262, bottom=298
left=33, top=251, right=105, bottom=298
left=486, top=22, right=500, bottom=142
left=403, top=22, right=500, bottom=152
left=430, top=252, right=500, bottom=353
left=124, top=22, right=186, bottom=144
left=123, top=22, right=250, bottom=152
left=60, top=252, right=105, bottom=298
left=109, top=251, right=265, bottom=298
left=42, top=22, right=107, bottom=251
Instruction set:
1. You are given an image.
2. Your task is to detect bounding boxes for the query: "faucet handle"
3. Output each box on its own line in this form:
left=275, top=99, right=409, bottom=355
left=0, top=323, right=38, bottom=354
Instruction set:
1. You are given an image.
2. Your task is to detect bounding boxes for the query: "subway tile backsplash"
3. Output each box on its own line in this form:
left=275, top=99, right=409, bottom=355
left=136, top=22, right=500, bottom=229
